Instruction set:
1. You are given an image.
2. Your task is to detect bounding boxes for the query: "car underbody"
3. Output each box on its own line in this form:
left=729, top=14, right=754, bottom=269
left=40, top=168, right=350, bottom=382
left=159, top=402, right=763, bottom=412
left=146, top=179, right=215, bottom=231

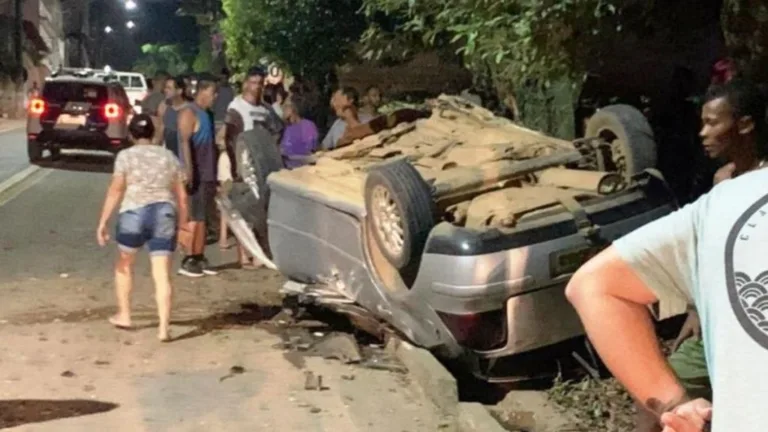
left=220, top=95, right=676, bottom=382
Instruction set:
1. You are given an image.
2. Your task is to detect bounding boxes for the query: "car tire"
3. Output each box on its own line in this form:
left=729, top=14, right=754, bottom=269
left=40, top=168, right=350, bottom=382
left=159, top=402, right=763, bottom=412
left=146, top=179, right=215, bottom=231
left=585, top=104, right=657, bottom=182
left=364, top=159, right=436, bottom=270
left=233, top=126, right=283, bottom=256
left=49, top=147, right=61, bottom=161
left=27, top=139, right=43, bottom=162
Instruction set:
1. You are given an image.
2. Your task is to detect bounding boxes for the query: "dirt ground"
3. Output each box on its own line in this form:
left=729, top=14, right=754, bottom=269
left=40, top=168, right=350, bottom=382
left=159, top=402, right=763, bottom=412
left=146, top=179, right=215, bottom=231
left=0, top=246, right=447, bottom=431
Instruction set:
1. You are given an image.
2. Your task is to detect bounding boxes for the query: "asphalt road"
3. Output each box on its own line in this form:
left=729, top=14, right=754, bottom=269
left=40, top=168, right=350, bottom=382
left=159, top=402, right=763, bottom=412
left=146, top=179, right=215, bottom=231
left=0, top=154, right=444, bottom=431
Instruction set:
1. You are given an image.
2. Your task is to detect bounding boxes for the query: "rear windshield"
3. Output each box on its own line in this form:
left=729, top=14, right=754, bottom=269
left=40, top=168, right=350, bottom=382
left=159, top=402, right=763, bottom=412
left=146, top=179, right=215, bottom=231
left=42, top=82, right=108, bottom=104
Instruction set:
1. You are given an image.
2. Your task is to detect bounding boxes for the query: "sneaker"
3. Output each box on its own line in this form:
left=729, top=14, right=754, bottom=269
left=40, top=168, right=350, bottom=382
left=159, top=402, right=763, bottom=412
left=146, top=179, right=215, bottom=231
left=178, top=256, right=204, bottom=278
left=199, top=256, right=219, bottom=276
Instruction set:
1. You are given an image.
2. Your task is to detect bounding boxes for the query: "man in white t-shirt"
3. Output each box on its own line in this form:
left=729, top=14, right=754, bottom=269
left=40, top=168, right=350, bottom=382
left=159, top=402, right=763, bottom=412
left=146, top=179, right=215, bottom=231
left=321, top=87, right=373, bottom=150
left=566, top=79, right=768, bottom=431
left=219, top=67, right=283, bottom=268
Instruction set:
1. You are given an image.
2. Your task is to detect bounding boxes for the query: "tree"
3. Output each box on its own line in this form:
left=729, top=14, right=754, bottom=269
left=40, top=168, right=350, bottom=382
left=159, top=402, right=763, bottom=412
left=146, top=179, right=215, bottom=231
left=220, top=0, right=367, bottom=81
left=721, top=0, right=768, bottom=83
left=133, top=44, right=192, bottom=77
left=358, top=0, right=640, bottom=137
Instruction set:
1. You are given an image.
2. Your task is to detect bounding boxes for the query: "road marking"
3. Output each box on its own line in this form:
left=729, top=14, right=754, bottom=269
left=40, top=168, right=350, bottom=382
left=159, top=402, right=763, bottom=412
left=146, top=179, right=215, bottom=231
left=0, top=124, right=24, bottom=135
left=0, top=165, right=50, bottom=208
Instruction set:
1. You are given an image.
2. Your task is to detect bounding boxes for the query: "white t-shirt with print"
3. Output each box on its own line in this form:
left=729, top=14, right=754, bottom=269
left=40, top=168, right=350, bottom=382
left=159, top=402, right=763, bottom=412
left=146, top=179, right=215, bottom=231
left=613, top=168, right=768, bottom=430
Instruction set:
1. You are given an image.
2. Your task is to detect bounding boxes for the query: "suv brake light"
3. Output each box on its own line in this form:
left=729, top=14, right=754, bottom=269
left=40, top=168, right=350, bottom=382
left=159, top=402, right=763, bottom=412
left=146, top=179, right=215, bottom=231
left=29, top=98, right=45, bottom=115
left=104, top=103, right=121, bottom=119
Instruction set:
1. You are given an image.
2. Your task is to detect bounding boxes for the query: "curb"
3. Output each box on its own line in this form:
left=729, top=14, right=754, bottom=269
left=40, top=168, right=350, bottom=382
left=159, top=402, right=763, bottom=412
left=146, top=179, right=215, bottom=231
left=387, top=337, right=507, bottom=432
left=0, top=165, right=41, bottom=197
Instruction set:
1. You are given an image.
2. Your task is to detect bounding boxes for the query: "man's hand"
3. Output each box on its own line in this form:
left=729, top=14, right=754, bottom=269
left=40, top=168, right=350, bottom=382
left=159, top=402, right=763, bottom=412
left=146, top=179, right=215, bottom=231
left=96, top=224, right=110, bottom=247
left=661, top=398, right=712, bottom=432
left=672, top=310, right=702, bottom=352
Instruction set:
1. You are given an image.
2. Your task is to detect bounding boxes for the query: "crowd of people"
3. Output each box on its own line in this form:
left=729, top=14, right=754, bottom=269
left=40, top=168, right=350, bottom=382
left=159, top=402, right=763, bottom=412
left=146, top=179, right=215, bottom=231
left=94, top=66, right=385, bottom=340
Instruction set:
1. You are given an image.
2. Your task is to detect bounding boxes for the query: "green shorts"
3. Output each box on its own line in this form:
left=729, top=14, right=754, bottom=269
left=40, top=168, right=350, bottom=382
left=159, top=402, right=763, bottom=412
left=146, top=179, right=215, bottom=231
left=668, top=339, right=711, bottom=400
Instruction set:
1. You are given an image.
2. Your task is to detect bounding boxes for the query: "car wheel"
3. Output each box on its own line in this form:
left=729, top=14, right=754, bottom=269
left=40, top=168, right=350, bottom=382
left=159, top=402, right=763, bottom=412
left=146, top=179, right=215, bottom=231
left=49, top=147, right=61, bottom=161
left=364, top=159, right=436, bottom=270
left=27, top=139, right=43, bottom=162
left=585, top=104, right=657, bottom=182
left=233, top=127, right=283, bottom=256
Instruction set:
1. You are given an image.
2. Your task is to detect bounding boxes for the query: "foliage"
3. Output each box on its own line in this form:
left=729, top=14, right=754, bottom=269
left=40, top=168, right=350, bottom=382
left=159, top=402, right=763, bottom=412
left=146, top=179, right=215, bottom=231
left=220, top=0, right=367, bottom=81
left=721, top=0, right=768, bottom=83
left=133, top=44, right=191, bottom=77
left=357, top=0, right=648, bottom=136
left=193, top=29, right=214, bottom=73
left=359, top=0, right=632, bottom=88
left=548, top=375, right=636, bottom=432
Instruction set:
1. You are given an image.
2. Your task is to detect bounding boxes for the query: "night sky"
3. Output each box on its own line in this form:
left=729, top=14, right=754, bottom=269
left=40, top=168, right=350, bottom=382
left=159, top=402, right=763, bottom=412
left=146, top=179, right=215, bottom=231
left=98, top=0, right=199, bottom=70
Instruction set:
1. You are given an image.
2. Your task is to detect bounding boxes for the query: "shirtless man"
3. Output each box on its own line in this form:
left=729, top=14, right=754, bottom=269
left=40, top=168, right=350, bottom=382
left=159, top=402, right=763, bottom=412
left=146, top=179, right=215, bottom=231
left=567, top=78, right=768, bottom=432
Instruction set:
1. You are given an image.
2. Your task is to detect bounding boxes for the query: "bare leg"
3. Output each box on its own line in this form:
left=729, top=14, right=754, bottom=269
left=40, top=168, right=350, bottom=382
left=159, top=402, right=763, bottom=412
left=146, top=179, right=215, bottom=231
left=219, top=212, right=230, bottom=249
left=150, top=254, right=173, bottom=341
left=110, top=250, right=136, bottom=328
left=191, top=222, right=206, bottom=255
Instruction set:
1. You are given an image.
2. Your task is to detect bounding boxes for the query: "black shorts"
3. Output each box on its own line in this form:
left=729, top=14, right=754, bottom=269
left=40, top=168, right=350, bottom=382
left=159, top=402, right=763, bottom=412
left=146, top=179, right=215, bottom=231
left=188, top=181, right=216, bottom=222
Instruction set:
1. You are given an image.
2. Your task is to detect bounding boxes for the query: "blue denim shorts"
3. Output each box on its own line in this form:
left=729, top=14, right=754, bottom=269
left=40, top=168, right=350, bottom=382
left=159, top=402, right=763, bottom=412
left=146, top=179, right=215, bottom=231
left=116, top=202, right=177, bottom=255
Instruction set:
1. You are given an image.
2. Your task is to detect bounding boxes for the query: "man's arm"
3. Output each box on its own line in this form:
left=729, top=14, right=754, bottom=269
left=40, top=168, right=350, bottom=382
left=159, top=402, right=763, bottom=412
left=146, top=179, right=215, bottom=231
left=177, top=108, right=196, bottom=183
left=153, top=102, right=167, bottom=145
left=224, top=109, right=244, bottom=150
left=566, top=200, right=705, bottom=417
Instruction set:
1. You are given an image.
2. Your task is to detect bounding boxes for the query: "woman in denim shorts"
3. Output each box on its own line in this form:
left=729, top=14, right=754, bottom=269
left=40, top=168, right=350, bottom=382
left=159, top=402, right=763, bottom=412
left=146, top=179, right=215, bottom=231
left=96, top=114, right=188, bottom=341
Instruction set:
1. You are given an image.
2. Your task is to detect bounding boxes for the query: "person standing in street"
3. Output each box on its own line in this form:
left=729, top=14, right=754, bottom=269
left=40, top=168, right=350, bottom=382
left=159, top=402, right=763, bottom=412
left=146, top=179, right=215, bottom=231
left=96, top=114, right=188, bottom=342
left=280, top=96, right=318, bottom=169
left=321, top=87, right=373, bottom=150
left=155, top=76, right=190, bottom=154
left=176, top=76, right=219, bottom=278
left=359, top=85, right=383, bottom=118
left=142, top=71, right=170, bottom=117
left=566, top=79, right=768, bottom=432
left=220, top=66, right=284, bottom=268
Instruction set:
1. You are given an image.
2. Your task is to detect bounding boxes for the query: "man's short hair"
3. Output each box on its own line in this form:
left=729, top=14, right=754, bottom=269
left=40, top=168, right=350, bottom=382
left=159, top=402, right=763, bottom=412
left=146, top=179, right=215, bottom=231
left=705, top=78, right=767, bottom=123
left=195, top=73, right=218, bottom=93
left=246, top=67, right=266, bottom=79
left=706, top=78, right=768, bottom=155
left=338, top=86, right=360, bottom=107
left=171, top=76, right=186, bottom=91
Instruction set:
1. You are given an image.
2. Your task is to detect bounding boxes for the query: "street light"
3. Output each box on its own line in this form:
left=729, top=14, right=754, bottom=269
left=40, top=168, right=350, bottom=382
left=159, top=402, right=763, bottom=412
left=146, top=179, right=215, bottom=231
left=104, top=26, right=113, bottom=33
left=125, top=0, right=137, bottom=10
left=126, top=20, right=135, bottom=29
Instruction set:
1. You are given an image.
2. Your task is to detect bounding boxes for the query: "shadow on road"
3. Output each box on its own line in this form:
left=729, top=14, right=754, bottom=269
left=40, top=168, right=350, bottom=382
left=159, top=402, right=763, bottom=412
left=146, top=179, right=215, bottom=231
left=170, top=302, right=283, bottom=342
left=34, top=152, right=115, bottom=174
left=0, top=399, right=119, bottom=429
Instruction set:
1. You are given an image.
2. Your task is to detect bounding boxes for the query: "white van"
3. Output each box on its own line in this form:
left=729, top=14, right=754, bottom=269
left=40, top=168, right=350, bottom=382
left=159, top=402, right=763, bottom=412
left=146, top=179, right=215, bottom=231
left=94, top=70, right=148, bottom=113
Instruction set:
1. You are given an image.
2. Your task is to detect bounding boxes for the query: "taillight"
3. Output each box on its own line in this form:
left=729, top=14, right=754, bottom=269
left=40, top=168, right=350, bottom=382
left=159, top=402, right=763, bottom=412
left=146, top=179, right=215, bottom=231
left=29, top=98, right=45, bottom=115
left=437, top=309, right=508, bottom=351
left=104, top=103, right=121, bottom=119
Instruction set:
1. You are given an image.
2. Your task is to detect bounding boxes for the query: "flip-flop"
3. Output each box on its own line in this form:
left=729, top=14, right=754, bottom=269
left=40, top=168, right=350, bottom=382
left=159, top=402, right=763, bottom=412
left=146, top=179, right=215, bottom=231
left=108, top=316, right=132, bottom=330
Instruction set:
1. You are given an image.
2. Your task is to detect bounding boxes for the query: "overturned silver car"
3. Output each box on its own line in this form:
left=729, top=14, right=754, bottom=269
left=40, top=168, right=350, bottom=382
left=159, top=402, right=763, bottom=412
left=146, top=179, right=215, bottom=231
left=220, top=95, right=676, bottom=382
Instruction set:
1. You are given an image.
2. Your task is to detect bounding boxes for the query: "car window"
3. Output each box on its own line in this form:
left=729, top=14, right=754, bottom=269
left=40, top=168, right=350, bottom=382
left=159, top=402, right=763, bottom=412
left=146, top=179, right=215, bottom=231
left=118, top=76, right=130, bottom=87
left=42, top=82, right=108, bottom=104
left=129, top=76, right=144, bottom=89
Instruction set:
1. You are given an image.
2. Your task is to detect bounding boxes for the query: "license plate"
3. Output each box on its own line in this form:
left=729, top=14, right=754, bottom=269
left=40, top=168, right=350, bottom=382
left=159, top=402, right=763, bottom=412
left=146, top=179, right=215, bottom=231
left=56, top=114, right=86, bottom=126
left=549, top=245, right=605, bottom=278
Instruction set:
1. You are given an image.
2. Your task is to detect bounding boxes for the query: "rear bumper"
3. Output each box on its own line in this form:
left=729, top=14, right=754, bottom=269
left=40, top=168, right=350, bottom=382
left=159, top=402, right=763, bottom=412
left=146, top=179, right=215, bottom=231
left=28, top=129, right=128, bottom=151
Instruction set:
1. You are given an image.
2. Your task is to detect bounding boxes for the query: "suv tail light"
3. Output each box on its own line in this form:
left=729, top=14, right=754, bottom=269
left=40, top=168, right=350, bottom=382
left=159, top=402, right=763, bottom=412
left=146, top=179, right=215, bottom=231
left=104, top=103, right=121, bottom=119
left=29, top=98, right=45, bottom=115
left=437, top=309, right=508, bottom=351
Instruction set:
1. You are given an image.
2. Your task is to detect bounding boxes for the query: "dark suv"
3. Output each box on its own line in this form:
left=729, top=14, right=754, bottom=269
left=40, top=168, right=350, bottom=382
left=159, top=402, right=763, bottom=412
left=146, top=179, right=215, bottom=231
left=26, top=73, right=133, bottom=162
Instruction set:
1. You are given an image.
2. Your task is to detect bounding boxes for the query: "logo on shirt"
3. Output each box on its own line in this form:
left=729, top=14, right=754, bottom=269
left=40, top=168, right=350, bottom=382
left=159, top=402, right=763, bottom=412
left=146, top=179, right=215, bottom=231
left=725, top=195, right=768, bottom=349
